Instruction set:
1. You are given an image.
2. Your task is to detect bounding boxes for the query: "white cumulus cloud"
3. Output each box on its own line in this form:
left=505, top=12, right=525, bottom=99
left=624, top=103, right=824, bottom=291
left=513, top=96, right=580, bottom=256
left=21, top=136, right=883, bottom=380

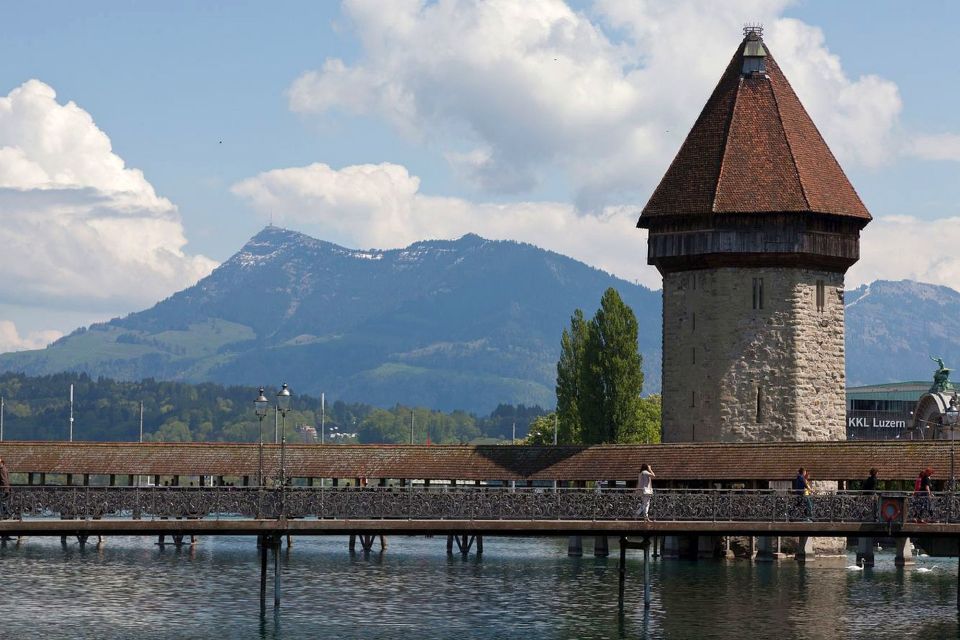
left=849, top=215, right=960, bottom=290
left=232, top=161, right=660, bottom=288
left=903, top=133, right=960, bottom=162
left=0, top=320, right=61, bottom=353
left=289, top=0, right=904, bottom=206
left=0, top=80, right=216, bottom=315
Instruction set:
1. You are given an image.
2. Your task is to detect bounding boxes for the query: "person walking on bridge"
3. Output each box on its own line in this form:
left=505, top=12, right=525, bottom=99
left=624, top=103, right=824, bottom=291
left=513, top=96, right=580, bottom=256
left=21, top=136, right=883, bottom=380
left=637, top=464, right=655, bottom=521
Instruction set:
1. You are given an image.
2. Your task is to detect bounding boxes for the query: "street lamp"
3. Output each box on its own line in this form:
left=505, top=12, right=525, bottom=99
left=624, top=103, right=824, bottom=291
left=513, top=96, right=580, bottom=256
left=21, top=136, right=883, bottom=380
left=254, top=387, right=269, bottom=487
left=945, top=396, right=959, bottom=491
left=276, top=383, right=291, bottom=487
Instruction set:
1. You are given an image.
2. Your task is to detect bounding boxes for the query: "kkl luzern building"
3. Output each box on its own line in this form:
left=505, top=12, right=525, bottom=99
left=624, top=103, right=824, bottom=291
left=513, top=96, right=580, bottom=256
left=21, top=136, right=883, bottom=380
left=638, top=27, right=870, bottom=443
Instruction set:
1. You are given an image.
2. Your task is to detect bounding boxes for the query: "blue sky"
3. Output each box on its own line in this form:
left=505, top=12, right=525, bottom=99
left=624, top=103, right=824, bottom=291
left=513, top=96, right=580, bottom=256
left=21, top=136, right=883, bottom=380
left=1, top=0, right=959, bottom=350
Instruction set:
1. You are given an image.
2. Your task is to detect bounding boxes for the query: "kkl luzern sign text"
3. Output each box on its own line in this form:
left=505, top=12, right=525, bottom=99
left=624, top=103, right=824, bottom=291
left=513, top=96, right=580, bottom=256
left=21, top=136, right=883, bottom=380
left=847, top=417, right=906, bottom=429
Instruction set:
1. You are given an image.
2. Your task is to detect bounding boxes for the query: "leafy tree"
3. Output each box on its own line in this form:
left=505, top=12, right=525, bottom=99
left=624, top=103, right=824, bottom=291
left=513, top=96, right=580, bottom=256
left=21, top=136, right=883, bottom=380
left=555, top=310, right=588, bottom=443
left=592, top=288, right=645, bottom=443
left=476, top=404, right=547, bottom=440
left=556, top=288, right=645, bottom=444
left=616, top=394, right=661, bottom=444
left=525, top=413, right=558, bottom=445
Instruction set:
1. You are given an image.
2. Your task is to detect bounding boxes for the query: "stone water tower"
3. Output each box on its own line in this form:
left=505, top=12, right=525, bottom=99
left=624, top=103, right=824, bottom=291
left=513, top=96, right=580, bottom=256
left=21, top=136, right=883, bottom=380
left=638, top=27, right=871, bottom=443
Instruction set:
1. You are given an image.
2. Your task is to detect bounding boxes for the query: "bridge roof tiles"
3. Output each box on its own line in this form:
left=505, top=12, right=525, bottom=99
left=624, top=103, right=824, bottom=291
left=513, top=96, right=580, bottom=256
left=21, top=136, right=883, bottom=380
left=0, top=441, right=950, bottom=483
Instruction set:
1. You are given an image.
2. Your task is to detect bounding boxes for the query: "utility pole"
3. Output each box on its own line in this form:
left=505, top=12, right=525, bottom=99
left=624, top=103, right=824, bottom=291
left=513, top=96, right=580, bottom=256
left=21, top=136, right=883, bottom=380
left=410, top=410, right=415, bottom=445
left=1, top=396, right=4, bottom=441
left=554, top=413, right=558, bottom=445
left=69, top=383, right=74, bottom=442
left=139, top=401, right=144, bottom=443
left=321, top=392, right=325, bottom=445
left=512, top=421, right=516, bottom=444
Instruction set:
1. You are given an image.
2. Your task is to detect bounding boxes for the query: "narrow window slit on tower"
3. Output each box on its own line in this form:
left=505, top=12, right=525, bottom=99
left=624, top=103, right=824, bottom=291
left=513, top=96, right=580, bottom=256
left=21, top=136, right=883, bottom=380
left=752, top=277, right=764, bottom=310
left=816, top=280, right=825, bottom=312
left=756, top=386, right=763, bottom=423
left=692, top=346, right=696, bottom=364
left=692, top=312, right=696, bottom=332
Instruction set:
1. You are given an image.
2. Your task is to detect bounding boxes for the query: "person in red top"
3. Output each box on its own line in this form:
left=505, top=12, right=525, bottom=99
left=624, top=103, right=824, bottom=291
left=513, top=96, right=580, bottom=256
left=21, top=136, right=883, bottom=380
left=913, top=468, right=934, bottom=523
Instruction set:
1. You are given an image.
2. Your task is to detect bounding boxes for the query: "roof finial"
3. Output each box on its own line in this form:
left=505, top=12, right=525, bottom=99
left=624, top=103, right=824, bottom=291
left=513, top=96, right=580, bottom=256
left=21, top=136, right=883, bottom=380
left=743, top=23, right=764, bottom=40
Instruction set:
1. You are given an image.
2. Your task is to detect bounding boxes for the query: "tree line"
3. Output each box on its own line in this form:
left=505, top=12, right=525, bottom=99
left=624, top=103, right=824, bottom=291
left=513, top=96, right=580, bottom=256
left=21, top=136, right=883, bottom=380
left=0, top=372, right=546, bottom=444
left=0, top=287, right=658, bottom=445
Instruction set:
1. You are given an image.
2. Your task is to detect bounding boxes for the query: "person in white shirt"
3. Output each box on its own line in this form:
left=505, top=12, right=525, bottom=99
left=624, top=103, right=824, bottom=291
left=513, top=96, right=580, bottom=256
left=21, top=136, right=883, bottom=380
left=638, top=464, right=655, bottom=521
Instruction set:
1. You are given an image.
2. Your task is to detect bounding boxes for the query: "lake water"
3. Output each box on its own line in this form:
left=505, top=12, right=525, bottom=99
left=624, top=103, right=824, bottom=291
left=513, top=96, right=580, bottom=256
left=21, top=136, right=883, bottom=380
left=1, top=535, right=958, bottom=639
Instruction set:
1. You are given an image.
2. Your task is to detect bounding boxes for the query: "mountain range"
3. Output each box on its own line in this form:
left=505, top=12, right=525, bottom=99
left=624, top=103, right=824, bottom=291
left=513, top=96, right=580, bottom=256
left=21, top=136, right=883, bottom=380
left=0, top=227, right=661, bottom=413
left=844, top=279, right=960, bottom=386
left=2, top=227, right=957, bottom=412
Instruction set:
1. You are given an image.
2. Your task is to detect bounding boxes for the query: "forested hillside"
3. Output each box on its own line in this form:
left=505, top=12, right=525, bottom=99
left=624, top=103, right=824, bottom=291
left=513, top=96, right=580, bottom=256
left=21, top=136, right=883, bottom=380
left=0, top=372, right=545, bottom=444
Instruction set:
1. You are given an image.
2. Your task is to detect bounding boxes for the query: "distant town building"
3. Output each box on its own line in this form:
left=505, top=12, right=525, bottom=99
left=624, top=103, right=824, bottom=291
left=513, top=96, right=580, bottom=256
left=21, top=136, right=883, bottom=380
left=638, top=27, right=871, bottom=442
left=296, top=425, right=318, bottom=443
left=845, top=382, right=926, bottom=440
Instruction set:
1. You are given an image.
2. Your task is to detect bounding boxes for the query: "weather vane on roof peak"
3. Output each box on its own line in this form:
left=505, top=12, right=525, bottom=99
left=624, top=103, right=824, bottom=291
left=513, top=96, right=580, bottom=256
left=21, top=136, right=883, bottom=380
left=743, top=24, right=764, bottom=39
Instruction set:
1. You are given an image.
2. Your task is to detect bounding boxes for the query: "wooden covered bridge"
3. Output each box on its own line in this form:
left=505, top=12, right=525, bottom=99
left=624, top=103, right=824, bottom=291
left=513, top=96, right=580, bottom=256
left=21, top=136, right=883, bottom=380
left=2, top=440, right=960, bottom=609
left=0, top=440, right=952, bottom=487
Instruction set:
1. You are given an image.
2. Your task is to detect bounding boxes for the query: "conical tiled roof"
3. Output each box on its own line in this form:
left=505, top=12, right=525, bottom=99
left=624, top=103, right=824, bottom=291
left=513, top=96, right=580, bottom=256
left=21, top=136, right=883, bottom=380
left=638, top=35, right=870, bottom=224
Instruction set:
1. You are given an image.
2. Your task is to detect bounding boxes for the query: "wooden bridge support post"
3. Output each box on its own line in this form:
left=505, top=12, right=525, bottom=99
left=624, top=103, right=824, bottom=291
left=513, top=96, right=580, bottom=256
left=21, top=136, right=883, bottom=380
left=618, top=536, right=626, bottom=609
left=795, top=536, right=815, bottom=563
left=567, top=536, right=582, bottom=557
left=273, top=536, right=281, bottom=608
left=349, top=534, right=357, bottom=552
left=594, top=535, right=609, bottom=557
left=476, top=535, right=482, bottom=556
left=895, top=537, right=915, bottom=567
left=259, top=536, right=269, bottom=608
left=755, top=536, right=781, bottom=562
left=643, top=536, right=651, bottom=609
left=446, top=535, right=454, bottom=554
left=856, top=537, right=875, bottom=567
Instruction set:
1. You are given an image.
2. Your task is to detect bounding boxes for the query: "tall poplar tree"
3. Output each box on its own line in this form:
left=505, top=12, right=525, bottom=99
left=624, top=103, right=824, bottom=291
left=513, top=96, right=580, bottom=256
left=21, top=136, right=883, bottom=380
left=556, top=288, right=647, bottom=445
left=562, top=288, right=645, bottom=444
left=592, top=288, right=645, bottom=443
left=555, top=309, right=587, bottom=443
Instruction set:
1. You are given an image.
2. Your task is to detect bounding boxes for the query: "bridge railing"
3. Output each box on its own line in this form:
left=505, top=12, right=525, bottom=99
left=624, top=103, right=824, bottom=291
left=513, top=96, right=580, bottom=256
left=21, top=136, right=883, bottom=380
left=2, top=486, right=957, bottom=524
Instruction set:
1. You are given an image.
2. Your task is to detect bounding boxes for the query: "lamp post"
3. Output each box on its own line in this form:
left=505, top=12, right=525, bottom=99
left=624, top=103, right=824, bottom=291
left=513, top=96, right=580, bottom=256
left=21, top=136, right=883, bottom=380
left=946, top=397, right=959, bottom=491
left=276, top=383, right=291, bottom=487
left=254, top=387, right=269, bottom=487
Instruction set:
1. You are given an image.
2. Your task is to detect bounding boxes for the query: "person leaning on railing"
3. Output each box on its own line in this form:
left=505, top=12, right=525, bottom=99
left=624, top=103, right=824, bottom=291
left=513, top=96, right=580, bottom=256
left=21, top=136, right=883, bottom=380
left=863, top=468, right=879, bottom=520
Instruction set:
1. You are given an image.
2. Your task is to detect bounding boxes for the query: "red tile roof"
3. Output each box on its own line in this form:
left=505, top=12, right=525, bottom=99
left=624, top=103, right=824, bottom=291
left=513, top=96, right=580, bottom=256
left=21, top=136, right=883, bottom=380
left=0, top=441, right=949, bottom=482
left=639, top=36, right=870, bottom=224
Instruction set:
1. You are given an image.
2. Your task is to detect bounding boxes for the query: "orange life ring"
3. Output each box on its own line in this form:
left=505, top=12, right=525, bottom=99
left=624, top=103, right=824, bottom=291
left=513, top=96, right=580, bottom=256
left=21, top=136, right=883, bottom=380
left=880, top=499, right=901, bottom=523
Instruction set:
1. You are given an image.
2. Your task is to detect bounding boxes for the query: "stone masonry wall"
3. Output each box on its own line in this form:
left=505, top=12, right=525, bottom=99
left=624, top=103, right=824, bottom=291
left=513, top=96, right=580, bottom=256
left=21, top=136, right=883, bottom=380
left=661, top=267, right=846, bottom=442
